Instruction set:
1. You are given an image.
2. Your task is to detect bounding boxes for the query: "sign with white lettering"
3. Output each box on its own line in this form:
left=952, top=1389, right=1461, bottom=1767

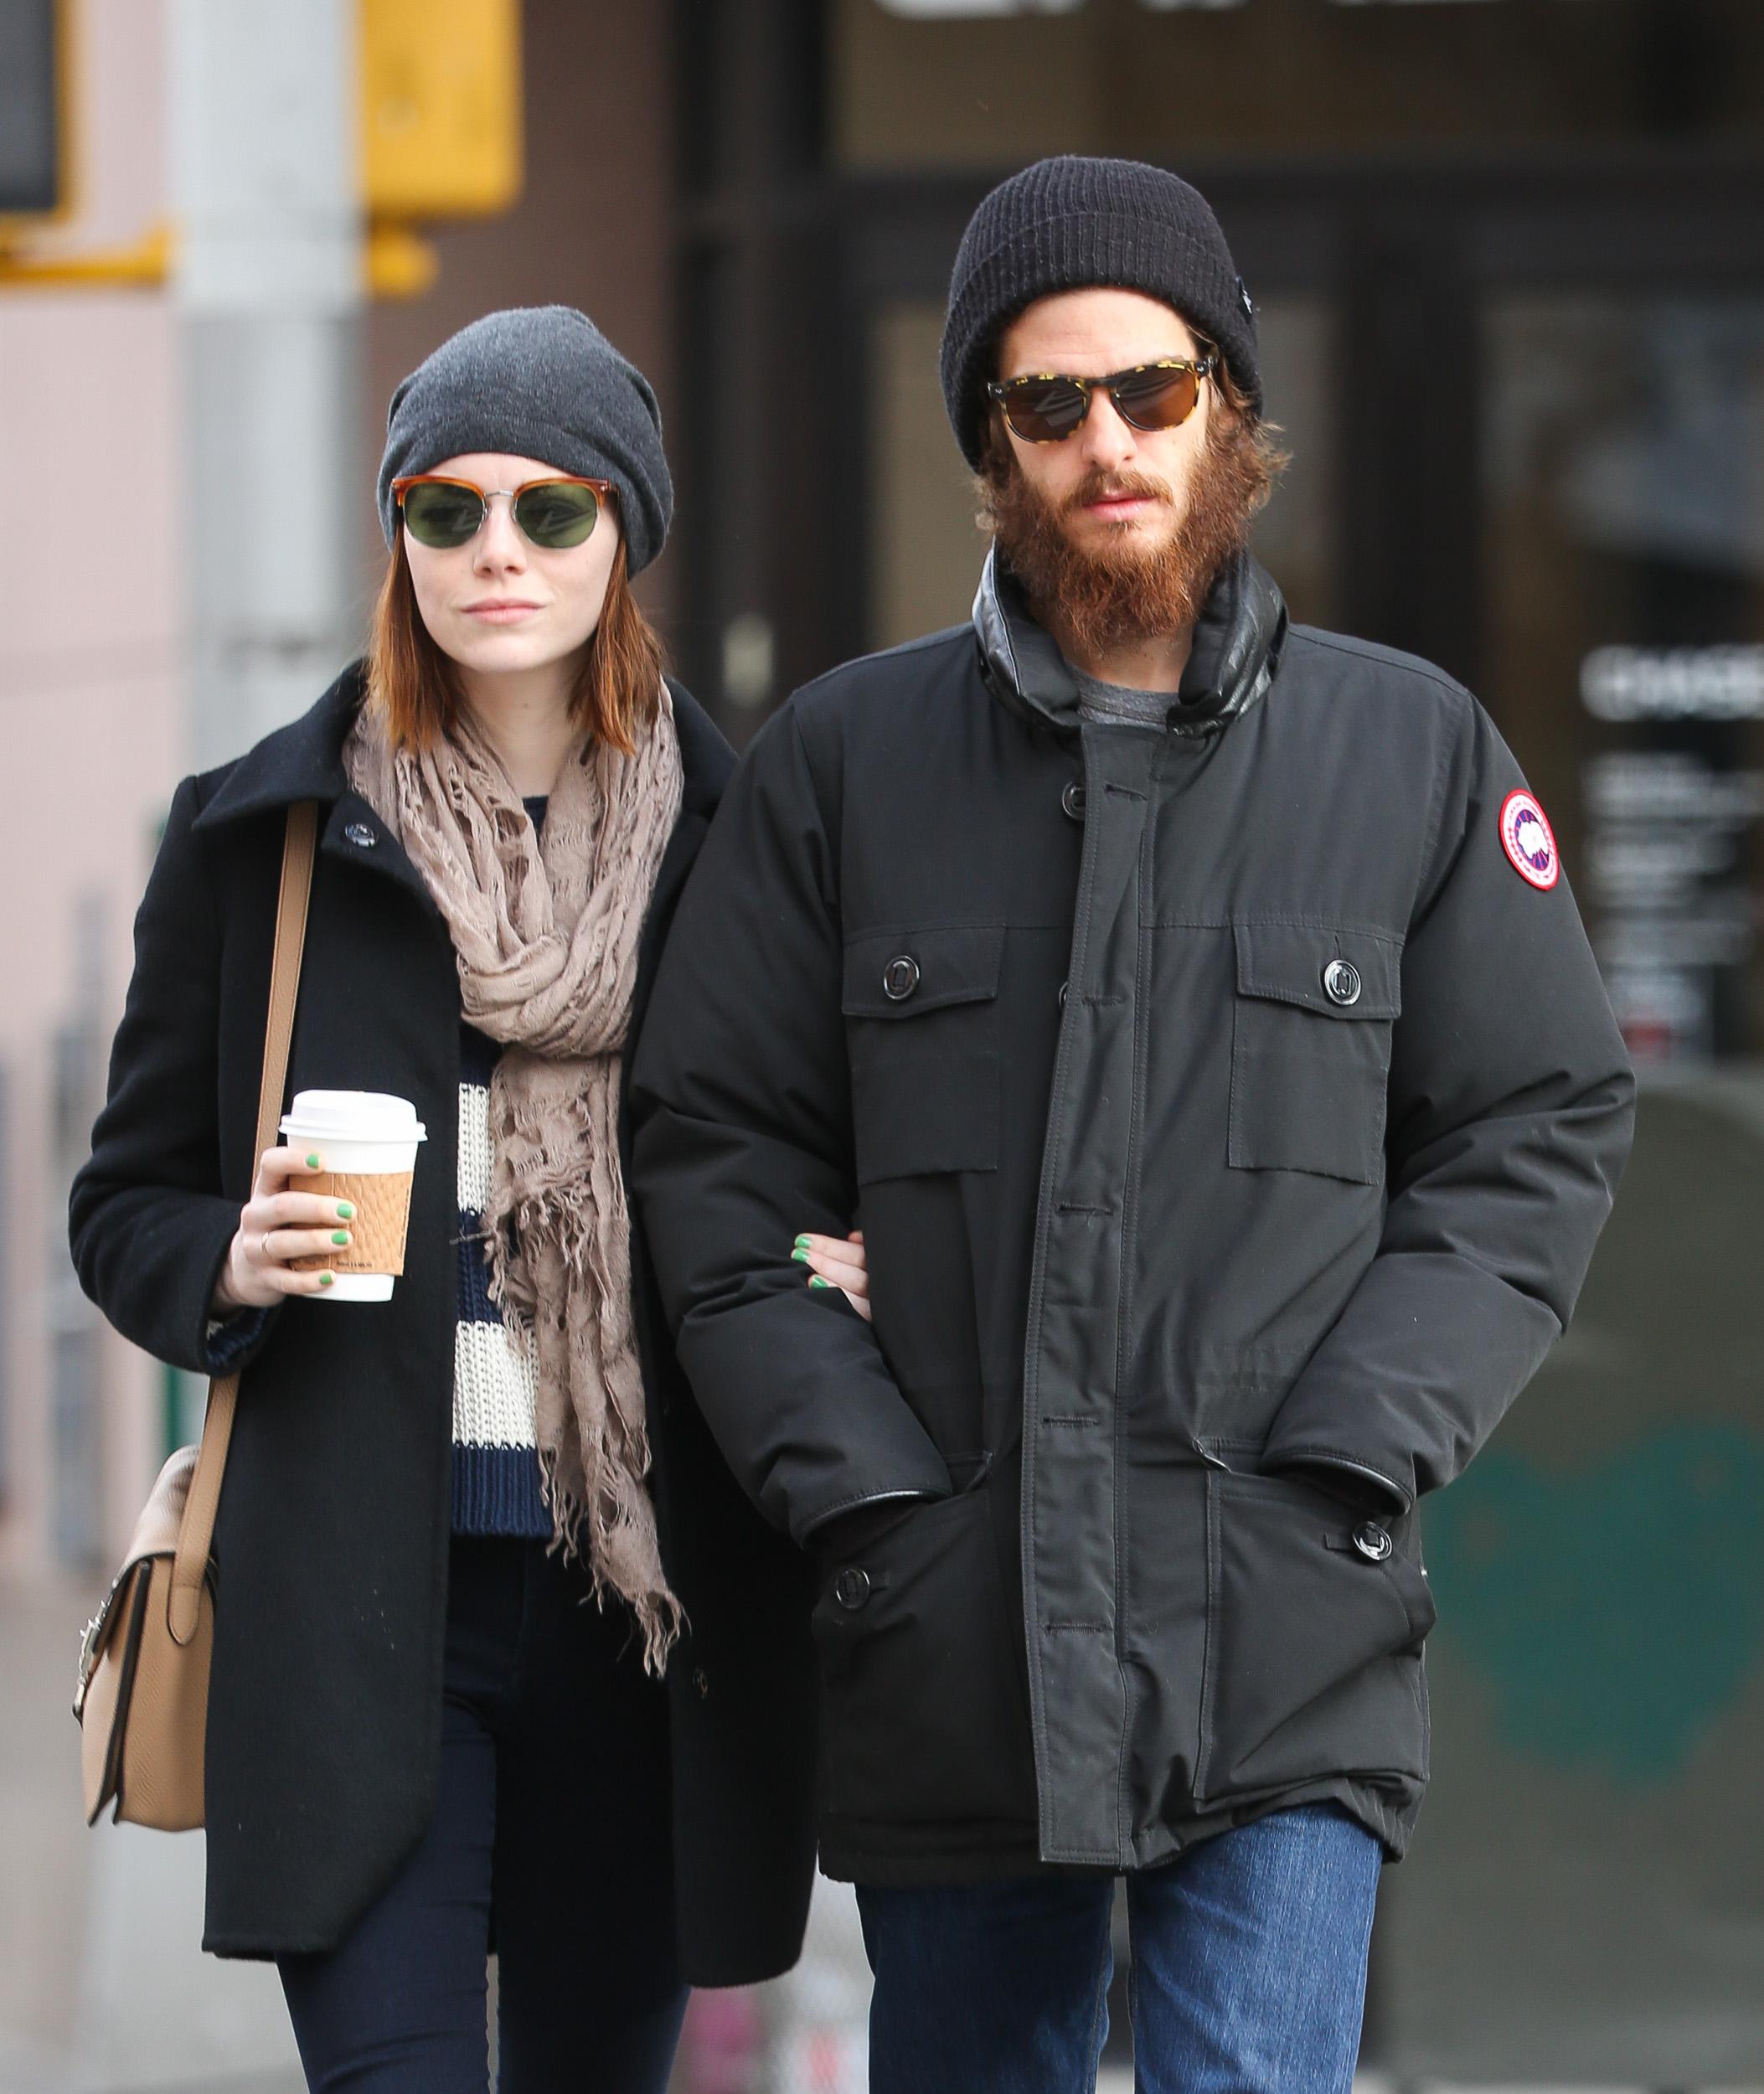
left=1581, top=645, right=1764, bottom=724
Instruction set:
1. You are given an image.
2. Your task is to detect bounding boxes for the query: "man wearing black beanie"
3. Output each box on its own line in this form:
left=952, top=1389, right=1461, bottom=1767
left=633, top=156, right=1633, bottom=2091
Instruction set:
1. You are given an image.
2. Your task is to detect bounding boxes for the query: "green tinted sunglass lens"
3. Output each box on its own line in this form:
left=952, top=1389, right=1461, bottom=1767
left=402, top=483, right=485, bottom=547
left=1111, top=367, right=1198, bottom=431
left=513, top=482, right=600, bottom=548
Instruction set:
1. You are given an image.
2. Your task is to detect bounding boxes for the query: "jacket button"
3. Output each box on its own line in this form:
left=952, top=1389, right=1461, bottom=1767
left=1353, top=1521, right=1393, bottom=1563
left=343, top=821, right=378, bottom=848
left=1323, top=959, right=1361, bottom=1006
left=694, top=1667, right=710, bottom=1699
left=1058, top=980, right=1068, bottom=1009
left=833, top=1566, right=871, bottom=1611
left=882, top=955, right=920, bottom=1002
left=1061, top=780, right=1086, bottom=822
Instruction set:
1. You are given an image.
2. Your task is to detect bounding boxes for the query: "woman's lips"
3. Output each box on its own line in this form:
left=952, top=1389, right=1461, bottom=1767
left=462, top=602, right=543, bottom=623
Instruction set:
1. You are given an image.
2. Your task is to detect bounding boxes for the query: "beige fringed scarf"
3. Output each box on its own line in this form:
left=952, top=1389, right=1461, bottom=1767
left=346, top=687, right=685, bottom=1670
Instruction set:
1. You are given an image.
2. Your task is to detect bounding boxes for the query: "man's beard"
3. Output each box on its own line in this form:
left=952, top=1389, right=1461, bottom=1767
left=977, top=414, right=1269, bottom=664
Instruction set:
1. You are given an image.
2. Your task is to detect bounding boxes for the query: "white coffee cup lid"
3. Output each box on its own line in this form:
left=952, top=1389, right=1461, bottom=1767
left=280, top=1090, right=427, bottom=1142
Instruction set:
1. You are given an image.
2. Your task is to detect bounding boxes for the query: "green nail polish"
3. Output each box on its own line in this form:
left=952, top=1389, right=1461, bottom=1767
left=336, top=1203, right=354, bottom=1220
left=306, top=1153, right=322, bottom=1170
left=332, top=1230, right=349, bottom=1246
left=793, top=1235, right=812, bottom=1249
left=792, top=1246, right=811, bottom=1264
left=808, top=1275, right=831, bottom=1290
left=319, top=1272, right=335, bottom=1287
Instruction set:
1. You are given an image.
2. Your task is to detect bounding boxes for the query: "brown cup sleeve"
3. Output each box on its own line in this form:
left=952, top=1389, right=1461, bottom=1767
left=290, top=1170, right=415, bottom=1276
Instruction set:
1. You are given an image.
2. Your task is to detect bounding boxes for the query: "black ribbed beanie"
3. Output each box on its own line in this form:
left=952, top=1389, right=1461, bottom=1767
left=940, top=156, right=1260, bottom=469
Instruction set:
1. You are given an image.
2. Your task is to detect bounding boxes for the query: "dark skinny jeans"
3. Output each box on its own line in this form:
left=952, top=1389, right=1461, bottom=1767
left=279, top=1533, right=686, bottom=2093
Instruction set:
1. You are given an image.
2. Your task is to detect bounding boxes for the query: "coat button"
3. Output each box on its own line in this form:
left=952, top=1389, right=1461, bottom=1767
left=1353, top=1521, right=1393, bottom=1563
left=882, top=955, right=920, bottom=1002
left=343, top=821, right=378, bottom=848
left=833, top=1567, right=871, bottom=1611
left=1061, top=780, right=1086, bottom=822
left=694, top=1667, right=710, bottom=1699
left=1323, top=959, right=1361, bottom=1006
left=1058, top=980, right=1068, bottom=1009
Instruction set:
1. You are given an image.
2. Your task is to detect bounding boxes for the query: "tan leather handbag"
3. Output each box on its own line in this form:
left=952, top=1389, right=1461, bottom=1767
left=74, top=801, right=317, bottom=1829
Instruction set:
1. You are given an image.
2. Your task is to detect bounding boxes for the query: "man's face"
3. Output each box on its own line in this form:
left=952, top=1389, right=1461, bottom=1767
left=981, top=286, right=1275, bottom=662
left=993, top=287, right=1212, bottom=560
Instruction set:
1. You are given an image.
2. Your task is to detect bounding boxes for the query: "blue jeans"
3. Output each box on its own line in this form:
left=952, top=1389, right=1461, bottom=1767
left=279, top=1535, right=687, bottom=2093
left=856, top=1804, right=1382, bottom=2094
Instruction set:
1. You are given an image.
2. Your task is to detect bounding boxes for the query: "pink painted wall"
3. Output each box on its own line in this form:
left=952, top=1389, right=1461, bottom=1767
left=0, top=0, right=178, bottom=1575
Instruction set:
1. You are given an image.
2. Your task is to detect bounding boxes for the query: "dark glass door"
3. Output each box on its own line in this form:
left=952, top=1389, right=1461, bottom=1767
left=1374, top=286, right=1764, bottom=2086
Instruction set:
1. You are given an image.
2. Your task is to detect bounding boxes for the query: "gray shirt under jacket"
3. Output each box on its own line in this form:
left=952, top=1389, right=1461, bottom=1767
left=1073, top=668, right=1176, bottom=729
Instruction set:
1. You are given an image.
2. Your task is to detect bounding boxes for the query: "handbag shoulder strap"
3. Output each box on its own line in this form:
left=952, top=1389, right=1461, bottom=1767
left=168, top=800, right=318, bottom=1646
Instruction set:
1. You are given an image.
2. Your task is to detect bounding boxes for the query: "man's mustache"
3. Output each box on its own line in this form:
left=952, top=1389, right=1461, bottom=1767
left=1061, top=472, right=1173, bottom=518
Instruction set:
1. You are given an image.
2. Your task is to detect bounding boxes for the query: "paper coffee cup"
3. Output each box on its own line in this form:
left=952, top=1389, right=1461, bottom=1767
left=279, top=1091, right=427, bottom=1302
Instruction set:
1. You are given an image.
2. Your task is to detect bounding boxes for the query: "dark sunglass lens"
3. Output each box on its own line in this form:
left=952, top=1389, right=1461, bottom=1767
left=402, top=483, right=485, bottom=548
left=1004, top=378, right=1089, bottom=442
left=513, top=482, right=600, bottom=548
left=1111, top=366, right=1199, bottom=432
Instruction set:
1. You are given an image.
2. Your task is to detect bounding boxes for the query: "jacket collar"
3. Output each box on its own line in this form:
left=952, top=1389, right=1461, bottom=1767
left=190, top=660, right=732, bottom=833
left=972, top=544, right=1288, bottom=739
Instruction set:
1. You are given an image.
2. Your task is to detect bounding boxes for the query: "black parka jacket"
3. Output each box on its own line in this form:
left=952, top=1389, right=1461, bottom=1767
left=631, top=551, right=1635, bottom=1885
left=69, top=666, right=819, bottom=1978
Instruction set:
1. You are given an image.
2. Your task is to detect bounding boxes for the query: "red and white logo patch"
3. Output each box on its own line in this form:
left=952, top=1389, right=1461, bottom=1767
left=1499, top=789, right=1559, bottom=890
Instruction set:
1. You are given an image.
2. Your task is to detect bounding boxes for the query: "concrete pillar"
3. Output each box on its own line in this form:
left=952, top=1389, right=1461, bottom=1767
left=171, top=0, right=365, bottom=771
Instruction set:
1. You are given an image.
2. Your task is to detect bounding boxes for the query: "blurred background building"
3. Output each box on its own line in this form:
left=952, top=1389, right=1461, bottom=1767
left=3, top=0, right=1762, bottom=2087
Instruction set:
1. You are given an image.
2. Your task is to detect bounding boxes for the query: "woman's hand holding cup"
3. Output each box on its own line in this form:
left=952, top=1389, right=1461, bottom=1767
left=213, top=1147, right=356, bottom=1310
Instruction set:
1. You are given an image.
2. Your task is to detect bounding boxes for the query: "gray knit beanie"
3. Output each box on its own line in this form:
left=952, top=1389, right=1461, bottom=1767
left=940, top=156, right=1261, bottom=470
left=376, top=305, right=673, bottom=575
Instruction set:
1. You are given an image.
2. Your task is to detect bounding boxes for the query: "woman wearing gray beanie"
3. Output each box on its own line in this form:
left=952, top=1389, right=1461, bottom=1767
left=70, top=306, right=847, bottom=2089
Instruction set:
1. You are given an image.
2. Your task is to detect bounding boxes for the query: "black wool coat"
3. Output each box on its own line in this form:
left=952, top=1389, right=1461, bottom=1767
left=631, top=549, right=1637, bottom=1885
left=69, top=665, right=818, bottom=1978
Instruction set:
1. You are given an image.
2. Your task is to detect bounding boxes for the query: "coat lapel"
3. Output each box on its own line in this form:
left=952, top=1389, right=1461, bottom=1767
left=191, top=662, right=441, bottom=918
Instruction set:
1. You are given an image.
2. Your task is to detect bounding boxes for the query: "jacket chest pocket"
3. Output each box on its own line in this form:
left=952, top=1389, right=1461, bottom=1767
left=1227, top=922, right=1401, bottom=1186
left=842, top=926, right=1003, bottom=1184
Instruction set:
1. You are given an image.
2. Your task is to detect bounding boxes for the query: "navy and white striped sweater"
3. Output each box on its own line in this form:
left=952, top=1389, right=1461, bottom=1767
left=450, top=1009, right=549, bottom=1535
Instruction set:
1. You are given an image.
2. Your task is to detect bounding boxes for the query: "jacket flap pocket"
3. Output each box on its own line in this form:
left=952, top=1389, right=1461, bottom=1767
left=1233, top=922, right=1400, bottom=1022
left=843, top=926, right=1005, bottom=1019
left=852, top=1050, right=1000, bottom=1184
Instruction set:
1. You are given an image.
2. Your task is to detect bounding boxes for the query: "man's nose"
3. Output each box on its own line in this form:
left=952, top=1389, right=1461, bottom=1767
left=1077, top=388, right=1137, bottom=472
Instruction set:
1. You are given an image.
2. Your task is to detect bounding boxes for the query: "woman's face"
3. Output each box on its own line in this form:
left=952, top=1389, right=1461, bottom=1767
left=402, top=451, right=623, bottom=680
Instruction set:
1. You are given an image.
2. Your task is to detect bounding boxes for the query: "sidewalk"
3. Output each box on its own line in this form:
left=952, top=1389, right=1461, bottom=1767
left=0, top=1579, right=302, bottom=2094
left=0, top=1578, right=86, bottom=2088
